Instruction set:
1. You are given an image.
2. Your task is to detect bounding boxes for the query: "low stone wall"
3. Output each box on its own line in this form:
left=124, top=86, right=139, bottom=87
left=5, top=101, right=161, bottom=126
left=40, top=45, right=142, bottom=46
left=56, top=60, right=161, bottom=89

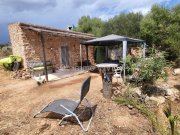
left=10, top=68, right=32, bottom=80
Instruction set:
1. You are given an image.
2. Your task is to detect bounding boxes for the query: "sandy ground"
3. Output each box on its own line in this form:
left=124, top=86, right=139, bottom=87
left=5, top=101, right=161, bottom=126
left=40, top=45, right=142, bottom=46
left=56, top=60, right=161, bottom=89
left=1, top=70, right=178, bottom=135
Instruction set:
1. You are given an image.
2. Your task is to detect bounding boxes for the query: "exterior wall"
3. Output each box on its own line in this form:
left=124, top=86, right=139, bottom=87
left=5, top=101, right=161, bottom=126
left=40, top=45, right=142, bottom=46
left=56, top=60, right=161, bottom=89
left=8, top=24, right=26, bottom=64
left=8, top=23, right=95, bottom=69
left=130, top=47, right=143, bottom=57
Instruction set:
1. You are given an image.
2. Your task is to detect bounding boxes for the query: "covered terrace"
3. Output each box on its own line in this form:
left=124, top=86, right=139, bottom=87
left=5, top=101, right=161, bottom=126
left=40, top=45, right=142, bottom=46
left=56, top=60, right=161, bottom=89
left=80, top=34, right=146, bottom=81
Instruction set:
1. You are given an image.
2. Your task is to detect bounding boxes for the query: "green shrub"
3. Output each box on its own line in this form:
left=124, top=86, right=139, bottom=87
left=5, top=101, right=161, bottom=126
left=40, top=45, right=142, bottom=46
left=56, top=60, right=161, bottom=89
left=0, top=47, right=12, bottom=57
left=126, top=47, right=168, bottom=85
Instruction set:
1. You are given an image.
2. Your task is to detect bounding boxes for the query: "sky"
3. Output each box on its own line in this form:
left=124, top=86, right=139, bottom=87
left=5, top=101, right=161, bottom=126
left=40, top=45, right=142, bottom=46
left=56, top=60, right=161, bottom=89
left=0, top=0, right=179, bottom=44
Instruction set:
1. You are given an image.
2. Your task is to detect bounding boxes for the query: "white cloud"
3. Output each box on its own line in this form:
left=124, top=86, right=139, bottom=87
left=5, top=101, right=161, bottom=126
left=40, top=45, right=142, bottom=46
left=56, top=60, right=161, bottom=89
left=0, top=0, right=171, bottom=43
left=70, top=0, right=170, bottom=20
left=131, top=7, right=151, bottom=15
left=0, top=0, right=171, bottom=25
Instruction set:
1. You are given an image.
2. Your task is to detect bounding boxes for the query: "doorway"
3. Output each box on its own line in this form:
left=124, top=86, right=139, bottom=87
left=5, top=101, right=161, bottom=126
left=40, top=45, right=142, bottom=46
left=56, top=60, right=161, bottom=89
left=61, top=46, right=69, bottom=67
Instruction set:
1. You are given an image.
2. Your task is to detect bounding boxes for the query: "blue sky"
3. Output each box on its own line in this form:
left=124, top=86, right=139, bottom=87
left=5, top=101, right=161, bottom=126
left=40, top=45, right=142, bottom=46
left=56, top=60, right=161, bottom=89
left=0, top=0, right=179, bottom=44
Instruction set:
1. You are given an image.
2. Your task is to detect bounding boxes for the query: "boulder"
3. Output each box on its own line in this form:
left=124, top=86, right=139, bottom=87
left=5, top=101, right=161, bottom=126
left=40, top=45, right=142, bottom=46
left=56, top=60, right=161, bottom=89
left=145, top=96, right=165, bottom=106
left=165, top=88, right=179, bottom=96
left=164, top=88, right=179, bottom=101
left=173, top=68, right=180, bottom=75
left=129, top=87, right=142, bottom=98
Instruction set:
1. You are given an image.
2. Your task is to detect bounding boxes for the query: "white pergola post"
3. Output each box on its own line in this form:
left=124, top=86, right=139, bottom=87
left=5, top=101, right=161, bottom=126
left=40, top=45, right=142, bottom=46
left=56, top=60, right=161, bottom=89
left=123, top=40, right=127, bottom=82
left=143, top=42, right=146, bottom=58
left=80, top=44, right=82, bottom=70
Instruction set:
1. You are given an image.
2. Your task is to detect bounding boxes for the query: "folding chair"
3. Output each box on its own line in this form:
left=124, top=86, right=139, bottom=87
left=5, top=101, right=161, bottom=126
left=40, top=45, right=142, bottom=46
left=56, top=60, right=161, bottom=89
left=33, top=76, right=94, bottom=132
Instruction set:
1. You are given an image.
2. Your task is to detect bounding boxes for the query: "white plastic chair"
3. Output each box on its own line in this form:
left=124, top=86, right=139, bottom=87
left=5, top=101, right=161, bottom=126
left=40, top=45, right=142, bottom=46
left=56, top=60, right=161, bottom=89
left=113, top=66, right=123, bottom=84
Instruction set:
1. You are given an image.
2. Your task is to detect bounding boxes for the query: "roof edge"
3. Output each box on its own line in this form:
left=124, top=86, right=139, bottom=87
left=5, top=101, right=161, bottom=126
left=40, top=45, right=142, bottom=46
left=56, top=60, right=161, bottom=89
left=8, top=22, right=95, bottom=38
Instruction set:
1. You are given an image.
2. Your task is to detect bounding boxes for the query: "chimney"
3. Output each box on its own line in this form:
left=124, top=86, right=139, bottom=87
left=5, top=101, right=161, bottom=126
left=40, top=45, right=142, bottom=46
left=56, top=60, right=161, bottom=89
left=67, top=26, right=73, bottom=31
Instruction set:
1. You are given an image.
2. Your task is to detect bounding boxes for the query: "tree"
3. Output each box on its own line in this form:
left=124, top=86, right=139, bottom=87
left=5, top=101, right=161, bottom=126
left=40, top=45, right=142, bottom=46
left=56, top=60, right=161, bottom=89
left=166, top=5, right=180, bottom=60
left=101, top=12, right=143, bottom=38
left=140, top=4, right=180, bottom=61
left=75, top=16, right=104, bottom=37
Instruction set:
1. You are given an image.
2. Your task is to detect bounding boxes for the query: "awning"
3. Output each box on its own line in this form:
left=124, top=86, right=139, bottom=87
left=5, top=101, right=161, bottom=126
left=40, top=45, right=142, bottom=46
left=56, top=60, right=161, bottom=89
left=81, top=34, right=144, bottom=46
left=79, top=34, right=146, bottom=82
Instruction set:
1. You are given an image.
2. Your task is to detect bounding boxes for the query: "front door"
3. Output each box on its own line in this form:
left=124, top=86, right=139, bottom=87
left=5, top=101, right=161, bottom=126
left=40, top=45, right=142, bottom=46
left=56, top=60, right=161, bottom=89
left=61, top=46, right=69, bottom=67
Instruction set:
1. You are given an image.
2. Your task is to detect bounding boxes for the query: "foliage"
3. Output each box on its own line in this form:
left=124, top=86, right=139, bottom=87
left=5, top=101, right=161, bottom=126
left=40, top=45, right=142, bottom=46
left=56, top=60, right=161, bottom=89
left=0, top=46, right=12, bottom=58
left=163, top=103, right=180, bottom=135
left=75, top=14, right=143, bottom=63
left=0, top=43, right=10, bottom=49
left=140, top=4, right=180, bottom=61
left=75, top=4, right=180, bottom=64
left=75, top=16, right=104, bottom=37
left=102, top=12, right=143, bottom=38
left=126, top=48, right=168, bottom=85
left=75, top=13, right=143, bottom=38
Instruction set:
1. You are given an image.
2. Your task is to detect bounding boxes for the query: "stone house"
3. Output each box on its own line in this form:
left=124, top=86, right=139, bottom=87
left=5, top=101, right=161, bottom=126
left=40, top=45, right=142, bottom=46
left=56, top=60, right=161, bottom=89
left=8, top=23, right=95, bottom=69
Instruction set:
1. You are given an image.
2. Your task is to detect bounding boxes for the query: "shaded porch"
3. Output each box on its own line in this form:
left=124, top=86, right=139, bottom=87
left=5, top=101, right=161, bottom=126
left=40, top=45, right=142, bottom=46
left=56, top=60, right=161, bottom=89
left=80, top=34, right=146, bottom=81
left=33, top=69, right=87, bottom=82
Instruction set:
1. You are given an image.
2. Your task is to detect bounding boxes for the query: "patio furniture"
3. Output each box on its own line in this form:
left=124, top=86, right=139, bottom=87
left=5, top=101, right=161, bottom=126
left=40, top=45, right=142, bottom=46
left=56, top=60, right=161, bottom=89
left=96, top=63, right=118, bottom=99
left=28, top=61, right=54, bottom=77
left=113, top=66, right=123, bottom=85
left=33, top=76, right=94, bottom=132
left=81, top=34, right=146, bottom=81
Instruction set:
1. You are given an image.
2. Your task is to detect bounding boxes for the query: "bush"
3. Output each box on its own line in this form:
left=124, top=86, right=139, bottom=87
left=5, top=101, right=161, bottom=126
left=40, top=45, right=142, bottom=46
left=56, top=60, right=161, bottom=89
left=126, top=47, right=168, bottom=85
left=0, top=47, right=12, bottom=58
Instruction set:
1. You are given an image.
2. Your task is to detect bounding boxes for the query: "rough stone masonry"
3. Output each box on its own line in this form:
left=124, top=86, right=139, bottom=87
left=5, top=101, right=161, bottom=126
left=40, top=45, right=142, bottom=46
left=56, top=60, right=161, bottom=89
left=8, top=22, right=95, bottom=70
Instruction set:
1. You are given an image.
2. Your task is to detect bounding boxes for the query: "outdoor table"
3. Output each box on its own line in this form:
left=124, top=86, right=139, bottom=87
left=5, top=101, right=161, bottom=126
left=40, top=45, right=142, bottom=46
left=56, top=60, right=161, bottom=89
left=96, top=63, right=118, bottom=99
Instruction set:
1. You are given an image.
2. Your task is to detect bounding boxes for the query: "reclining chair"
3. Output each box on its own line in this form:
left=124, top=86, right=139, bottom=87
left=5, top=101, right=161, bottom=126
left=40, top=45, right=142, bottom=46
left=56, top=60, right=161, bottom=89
left=33, top=76, right=94, bottom=132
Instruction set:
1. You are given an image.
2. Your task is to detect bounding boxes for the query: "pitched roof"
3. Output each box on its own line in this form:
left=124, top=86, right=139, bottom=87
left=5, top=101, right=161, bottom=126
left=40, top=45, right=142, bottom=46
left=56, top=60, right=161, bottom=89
left=82, top=34, right=144, bottom=45
left=9, top=22, right=95, bottom=40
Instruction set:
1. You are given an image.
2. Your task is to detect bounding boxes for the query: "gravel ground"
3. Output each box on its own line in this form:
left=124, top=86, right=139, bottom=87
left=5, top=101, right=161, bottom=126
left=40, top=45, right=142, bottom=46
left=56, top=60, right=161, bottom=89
left=0, top=70, right=164, bottom=135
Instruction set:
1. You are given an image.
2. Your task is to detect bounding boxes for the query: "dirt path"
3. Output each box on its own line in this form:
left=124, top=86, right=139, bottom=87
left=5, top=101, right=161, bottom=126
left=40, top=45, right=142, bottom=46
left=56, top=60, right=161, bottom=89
left=0, top=70, right=153, bottom=135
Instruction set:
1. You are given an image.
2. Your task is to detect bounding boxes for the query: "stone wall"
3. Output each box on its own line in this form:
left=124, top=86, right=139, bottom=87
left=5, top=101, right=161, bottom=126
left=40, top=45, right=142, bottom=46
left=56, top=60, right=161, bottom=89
left=8, top=24, right=26, bottom=64
left=8, top=23, right=95, bottom=69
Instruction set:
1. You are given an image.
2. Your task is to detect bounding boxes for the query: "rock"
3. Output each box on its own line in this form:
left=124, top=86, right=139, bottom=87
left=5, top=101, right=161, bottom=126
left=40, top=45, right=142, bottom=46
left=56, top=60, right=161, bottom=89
left=165, top=96, right=177, bottom=101
left=172, top=68, right=180, bottom=75
left=165, top=88, right=179, bottom=96
left=108, top=108, right=112, bottom=111
left=164, top=88, right=179, bottom=101
left=160, top=84, right=172, bottom=89
left=36, top=78, right=46, bottom=85
left=129, top=109, right=138, bottom=115
left=10, top=68, right=32, bottom=80
left=133, top=87, right=142, bottom=97
left=145, top=96, right=165, bottom=106
left=127, top=104, right=133, bottom=109
left=22, top=76, right=26, bottom=80
left=113, top=90, right=121, bottom=96
left=129, top=87, right=142, bottom=98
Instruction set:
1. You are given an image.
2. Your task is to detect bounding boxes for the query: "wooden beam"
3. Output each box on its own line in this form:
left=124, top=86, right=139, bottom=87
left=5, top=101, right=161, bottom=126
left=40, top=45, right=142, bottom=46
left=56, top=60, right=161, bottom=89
left=86, top=45, right=89, bottom=66
left=80, top=44, right=82, bottom=69
left=40, top=32, right=48, bottom=81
